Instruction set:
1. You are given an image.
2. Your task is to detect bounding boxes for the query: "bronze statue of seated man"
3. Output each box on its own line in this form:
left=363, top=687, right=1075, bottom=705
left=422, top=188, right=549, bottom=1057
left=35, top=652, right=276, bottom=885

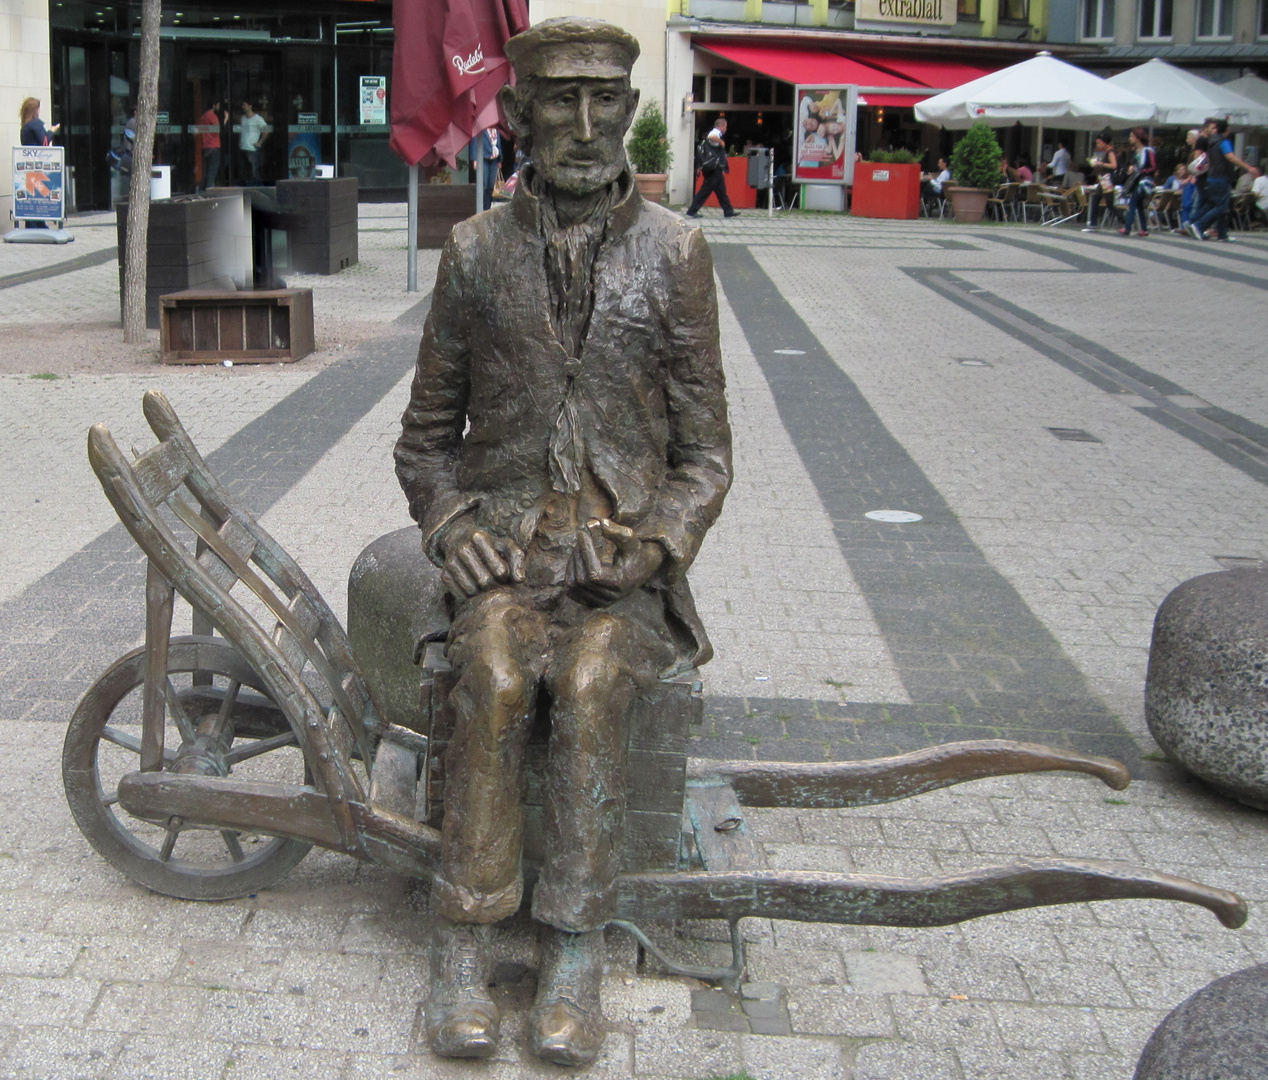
left=394, top=16, right=732, bottom=1066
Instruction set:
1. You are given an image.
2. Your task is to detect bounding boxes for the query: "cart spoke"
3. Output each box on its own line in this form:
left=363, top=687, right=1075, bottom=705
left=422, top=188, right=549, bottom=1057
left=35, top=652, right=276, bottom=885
left=223, top=730, right=298, bottom=765
left=164, top=679, right=199, bottom=745
left=211, top=680, right=240, bottom=741
left=221, top=831, right=245, bottom=863
left=159, top=817, right=183, bottom=862
left=101, top=725, right=177, bottom=764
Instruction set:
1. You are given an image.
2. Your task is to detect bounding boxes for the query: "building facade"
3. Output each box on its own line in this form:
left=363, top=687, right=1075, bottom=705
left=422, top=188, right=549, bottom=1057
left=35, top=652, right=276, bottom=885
left=6, top=0, right=1264, bottom=216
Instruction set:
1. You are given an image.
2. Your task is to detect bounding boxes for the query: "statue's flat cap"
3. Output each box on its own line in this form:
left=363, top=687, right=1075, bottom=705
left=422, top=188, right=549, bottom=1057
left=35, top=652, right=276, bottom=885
left=506, top=18, right=639, bottom=81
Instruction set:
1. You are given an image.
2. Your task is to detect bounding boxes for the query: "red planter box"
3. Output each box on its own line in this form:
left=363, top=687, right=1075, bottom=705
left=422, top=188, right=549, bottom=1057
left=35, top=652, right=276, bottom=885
left=850, top=162, right=921, bottom=220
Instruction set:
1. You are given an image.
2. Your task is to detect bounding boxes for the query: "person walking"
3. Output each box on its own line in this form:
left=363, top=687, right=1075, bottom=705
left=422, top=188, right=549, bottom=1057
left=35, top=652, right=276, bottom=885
left=238, top=100, right=270, bottom=184
left=197, top=99, right=226, bottom=192
left=478, top=127, right=502, bottom=211
left=685, top=116, right=739, bottom=218
left=1118, top=127, right=1156, bottom=237
left=1188, top=118, right=1253, bottom=242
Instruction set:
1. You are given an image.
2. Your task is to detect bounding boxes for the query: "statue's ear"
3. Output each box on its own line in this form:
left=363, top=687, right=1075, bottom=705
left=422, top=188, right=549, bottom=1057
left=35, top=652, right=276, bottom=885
left=500, top=84, right=530, bottom=141
left=622, top=87, right=641, bottom=136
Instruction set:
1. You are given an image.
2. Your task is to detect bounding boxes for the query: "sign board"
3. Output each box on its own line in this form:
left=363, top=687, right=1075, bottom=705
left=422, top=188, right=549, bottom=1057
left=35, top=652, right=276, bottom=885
left=857, top=0, right=957, bottom=26
left=792, top=85, right=859, bottom=186
left=12, top=145, right=65, bottom=222
left=360, top=76, right=387, bottom=125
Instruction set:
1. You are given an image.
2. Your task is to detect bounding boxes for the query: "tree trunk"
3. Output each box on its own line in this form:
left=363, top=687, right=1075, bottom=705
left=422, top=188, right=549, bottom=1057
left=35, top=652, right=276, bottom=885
left=122, top=0, right=162, bottom=344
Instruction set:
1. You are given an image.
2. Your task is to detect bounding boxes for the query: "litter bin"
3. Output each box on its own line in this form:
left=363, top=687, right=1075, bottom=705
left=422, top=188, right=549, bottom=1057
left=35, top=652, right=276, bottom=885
left=150, top=165, right=171, bottom=201
left=747, top=148, right=772, bottom=190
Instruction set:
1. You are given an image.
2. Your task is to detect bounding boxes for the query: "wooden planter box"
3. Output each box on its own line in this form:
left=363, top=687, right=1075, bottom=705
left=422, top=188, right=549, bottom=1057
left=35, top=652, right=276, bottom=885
left=117, top=196, right=241, bottom=329
left=416, top=184, right=477, bottom=249
left=160, top=288, right=315, bottom=364
left=277, top=177, right=359, bottom=275
left=850, top=162, right=921, bottom=220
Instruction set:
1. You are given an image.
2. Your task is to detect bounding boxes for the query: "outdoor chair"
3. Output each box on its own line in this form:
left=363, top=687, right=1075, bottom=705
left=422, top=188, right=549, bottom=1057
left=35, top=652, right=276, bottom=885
left=1231, top=191, right=1255, bottom=232
left=1018, top=183, right=1046, bottom=223
left=1150, top=189, right=1180, bottom=231
left=1040, top=185, right=1081, bottom=227
left=987, top=183, right=1019, bottom=222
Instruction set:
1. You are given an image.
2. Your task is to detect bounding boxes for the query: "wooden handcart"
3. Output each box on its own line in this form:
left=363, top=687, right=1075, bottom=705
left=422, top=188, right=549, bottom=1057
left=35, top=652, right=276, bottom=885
left=63, top=392, right=1245, bottom=988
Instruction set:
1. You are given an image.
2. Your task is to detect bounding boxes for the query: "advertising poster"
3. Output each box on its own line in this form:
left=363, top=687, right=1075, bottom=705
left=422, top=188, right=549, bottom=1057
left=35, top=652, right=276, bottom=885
left=12, top=145, right=65, bottom=222
left=360, top=76, right=387, bottom=125
left=792, top=86, right=858, bottom=186
left=288, top=112, right=322, bottom=178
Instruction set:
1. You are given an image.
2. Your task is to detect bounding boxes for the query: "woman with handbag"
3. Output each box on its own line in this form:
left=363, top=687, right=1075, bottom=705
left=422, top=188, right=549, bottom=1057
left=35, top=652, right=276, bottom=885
left=1119, top=128, right=1157, bottom=237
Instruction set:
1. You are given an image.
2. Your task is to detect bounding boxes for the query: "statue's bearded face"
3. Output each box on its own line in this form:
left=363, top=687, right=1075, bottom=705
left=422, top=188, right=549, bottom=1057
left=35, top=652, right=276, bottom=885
left=519, top=78, right=638, bottom=195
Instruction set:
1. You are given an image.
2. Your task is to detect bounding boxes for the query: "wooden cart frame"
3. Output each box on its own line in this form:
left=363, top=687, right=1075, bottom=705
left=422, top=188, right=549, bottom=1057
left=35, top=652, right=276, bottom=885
left=63, top=392, right=1246, bottom=988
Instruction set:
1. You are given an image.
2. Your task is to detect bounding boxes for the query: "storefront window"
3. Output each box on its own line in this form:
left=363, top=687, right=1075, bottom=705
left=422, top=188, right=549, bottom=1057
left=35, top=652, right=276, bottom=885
left=958, top=0, right=981, bottom=18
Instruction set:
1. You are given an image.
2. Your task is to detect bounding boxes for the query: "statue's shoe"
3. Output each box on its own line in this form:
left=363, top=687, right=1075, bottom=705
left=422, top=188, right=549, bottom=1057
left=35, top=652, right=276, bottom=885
left=529, top=997, right=605, bottom=1067
left=529, top=927, right=606, bottom=1067
left=426, top=916, right=500, bottom=1059
left=426, top=997, right=500, bottom=1059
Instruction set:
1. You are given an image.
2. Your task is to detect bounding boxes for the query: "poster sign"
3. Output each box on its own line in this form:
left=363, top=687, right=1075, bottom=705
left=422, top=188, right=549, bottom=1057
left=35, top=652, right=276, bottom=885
left=12, top=145, right=65, bottom=222
left=857, top=0, right=957, bottom=25
left=360, top=76, right=387, bottom=125
left=792, top=86, right=859, bottom=186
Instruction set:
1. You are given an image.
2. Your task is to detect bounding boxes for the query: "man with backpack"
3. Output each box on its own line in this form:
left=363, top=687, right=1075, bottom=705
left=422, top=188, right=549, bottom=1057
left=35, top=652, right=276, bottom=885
left=685, top=116, right=739, bottom=218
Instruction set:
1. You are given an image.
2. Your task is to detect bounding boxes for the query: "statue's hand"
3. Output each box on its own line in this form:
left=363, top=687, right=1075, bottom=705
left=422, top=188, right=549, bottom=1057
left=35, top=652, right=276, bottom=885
left=569, top=519, right=664, bottom=606
left=439, top=514, right=525, bottom=597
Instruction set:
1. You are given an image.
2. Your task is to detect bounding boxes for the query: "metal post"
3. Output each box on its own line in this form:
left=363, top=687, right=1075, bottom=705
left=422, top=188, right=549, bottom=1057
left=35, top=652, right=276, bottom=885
left=472, top=135, right=483, bottom=217
left=407, top=162, right=419, bottom=293
left=768, top=149, right=774, bottom=219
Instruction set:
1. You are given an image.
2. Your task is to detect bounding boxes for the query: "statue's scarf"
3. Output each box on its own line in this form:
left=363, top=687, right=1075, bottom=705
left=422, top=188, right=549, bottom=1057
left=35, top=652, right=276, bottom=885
left=533, top=174, right=617, bottom=495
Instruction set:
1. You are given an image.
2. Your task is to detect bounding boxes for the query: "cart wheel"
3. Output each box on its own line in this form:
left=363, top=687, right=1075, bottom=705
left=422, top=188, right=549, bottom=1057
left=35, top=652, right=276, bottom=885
left=63, top=635, right=313, bottom=900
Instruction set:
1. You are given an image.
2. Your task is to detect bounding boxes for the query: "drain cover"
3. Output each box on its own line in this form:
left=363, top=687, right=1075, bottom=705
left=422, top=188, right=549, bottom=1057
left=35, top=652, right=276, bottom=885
left=773, top=349, right=806, bottom=355
left=956, top=358, right=992, bottom=367
left=1215, top=556, right=1267, bottom=570
left=1046, top=427, right=1102, bottom=443
left=865, top=510, right=923, bottom=523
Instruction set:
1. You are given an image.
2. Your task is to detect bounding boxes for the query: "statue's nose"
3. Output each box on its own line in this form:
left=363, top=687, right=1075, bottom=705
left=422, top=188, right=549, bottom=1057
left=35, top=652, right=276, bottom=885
left=574, top=98, right=595, bottom=142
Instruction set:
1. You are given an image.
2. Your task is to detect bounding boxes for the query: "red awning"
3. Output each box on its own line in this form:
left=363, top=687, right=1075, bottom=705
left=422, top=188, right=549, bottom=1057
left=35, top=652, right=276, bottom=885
left=698, top=42, right=927, bottom=96
left=696, top=42, right=997, bottom=107
left=850, top=54, right=998, bottom=93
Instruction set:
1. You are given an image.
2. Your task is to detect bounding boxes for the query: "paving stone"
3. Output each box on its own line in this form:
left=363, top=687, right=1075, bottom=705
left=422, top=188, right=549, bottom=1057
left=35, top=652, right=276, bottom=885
left=0, top=214, right=1265, bottom=1080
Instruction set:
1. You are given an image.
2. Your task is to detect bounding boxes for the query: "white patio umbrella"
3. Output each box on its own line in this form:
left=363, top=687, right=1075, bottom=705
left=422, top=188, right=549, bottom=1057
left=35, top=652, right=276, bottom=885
left=1224, top=74, right=1268, bottom=110
left=914, top=51, right=1156, bottom=130
left=1105, top=59, right=1268, bottom=128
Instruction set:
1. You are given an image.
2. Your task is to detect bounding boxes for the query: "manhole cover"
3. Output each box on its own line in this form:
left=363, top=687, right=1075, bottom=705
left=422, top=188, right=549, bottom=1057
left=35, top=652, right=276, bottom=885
left=1046, top=427, right=1102, bottom=443
left=865, top=510, right=923, bottom=523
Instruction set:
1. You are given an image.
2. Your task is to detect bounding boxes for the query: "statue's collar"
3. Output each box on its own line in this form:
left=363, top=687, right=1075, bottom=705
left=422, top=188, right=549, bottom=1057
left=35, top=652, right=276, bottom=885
left=511, top=164, right=642, bottom=239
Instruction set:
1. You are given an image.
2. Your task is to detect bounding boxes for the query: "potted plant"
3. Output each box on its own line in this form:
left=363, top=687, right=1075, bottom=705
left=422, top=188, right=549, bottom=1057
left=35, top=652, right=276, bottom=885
left=851, top=148, right=922, bottom=219
left=626, top=101, right=672, bottom=204
left=946, top=120, right=1003, bottom=223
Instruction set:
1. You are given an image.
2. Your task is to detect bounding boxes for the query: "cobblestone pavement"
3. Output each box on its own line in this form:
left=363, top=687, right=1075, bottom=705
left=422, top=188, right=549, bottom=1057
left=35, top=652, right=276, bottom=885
left=0, top=204, right=1265, bottom=1078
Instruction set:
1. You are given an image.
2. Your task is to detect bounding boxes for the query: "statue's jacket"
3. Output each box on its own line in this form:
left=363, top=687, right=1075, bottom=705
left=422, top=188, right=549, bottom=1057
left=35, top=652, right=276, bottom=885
left=396, top=173, right=733, bottom=671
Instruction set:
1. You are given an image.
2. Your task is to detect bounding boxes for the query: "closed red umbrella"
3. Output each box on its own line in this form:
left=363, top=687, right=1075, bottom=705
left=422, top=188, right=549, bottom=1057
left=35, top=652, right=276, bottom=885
left=390, top=0, right=530, bottom=168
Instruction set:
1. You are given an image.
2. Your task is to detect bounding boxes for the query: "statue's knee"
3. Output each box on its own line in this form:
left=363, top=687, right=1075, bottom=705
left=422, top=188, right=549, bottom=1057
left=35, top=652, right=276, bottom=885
left=465, top=654, right=529, bottom=716
left=555, top=645, right=622, bottom=703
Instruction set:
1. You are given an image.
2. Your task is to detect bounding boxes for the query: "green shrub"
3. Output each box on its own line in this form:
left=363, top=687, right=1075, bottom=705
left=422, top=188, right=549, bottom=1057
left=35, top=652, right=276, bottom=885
left=868, top=148, right=921, bottom=164
left=950, top=120, right=1003, bottom=189
left=626, top=101, right=672, bottom=174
